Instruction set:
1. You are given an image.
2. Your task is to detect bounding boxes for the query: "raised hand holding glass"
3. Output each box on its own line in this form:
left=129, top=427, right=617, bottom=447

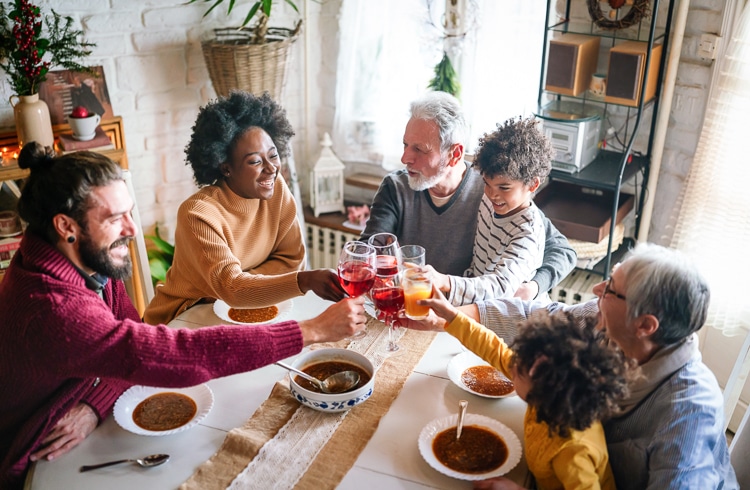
left=337, top=241, right=376, bottom=340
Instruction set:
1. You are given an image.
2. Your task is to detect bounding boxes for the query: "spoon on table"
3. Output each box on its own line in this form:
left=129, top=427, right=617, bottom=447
left=456, top=399, right=469, bottom=441
left=276, top=361, right=360, bottom=394
left=79, top=453, right=170, bottom=472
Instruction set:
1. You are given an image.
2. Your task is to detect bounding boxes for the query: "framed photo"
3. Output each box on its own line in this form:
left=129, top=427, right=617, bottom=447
left=37, top=66, right=114, bottom=125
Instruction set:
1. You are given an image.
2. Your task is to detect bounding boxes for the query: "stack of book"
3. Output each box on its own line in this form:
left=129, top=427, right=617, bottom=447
left=58, top=126, right=115, bottom=154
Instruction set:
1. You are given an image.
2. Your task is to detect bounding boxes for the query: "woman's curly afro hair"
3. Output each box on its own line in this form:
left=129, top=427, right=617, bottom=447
left=511, top=311, right=635, bottom=438
left=185, top=91, right=295, bottom=187
left=474, top=116, right=553, bottom=186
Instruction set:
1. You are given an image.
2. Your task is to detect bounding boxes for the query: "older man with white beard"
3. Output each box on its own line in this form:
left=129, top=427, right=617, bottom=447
left=360, top=91, right=575, bottom=300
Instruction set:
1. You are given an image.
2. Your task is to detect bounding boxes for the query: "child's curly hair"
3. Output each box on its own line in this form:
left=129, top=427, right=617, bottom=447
left=185, top=91, right=295, bottom=187
left=473, top=117, right=553, bottom=186
left=511, top=311, right=634, bottom=438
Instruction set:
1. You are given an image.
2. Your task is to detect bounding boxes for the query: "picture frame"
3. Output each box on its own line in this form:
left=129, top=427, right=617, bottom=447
left=37, top=66, right=114, bottom=125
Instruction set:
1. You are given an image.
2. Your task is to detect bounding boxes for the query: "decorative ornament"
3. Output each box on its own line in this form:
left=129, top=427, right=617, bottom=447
left=587, top=0, right=651, bottom=30
left=427, top=51, right=461, bottom=98
left=310, top=133, right=345, bottom=218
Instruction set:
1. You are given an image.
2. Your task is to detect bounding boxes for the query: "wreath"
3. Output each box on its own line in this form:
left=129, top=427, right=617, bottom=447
left=587, top=0, right=651, bottom=30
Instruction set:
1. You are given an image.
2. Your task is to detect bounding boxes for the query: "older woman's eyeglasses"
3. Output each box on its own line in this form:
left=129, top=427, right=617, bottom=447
left=603, top=277, right=627, bottom=301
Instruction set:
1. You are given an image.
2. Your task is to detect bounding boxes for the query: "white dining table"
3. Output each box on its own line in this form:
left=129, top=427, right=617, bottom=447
left=27, top=291, right=529, bottom=489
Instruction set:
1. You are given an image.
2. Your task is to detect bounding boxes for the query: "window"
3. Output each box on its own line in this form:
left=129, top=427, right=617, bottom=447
left=332, top=1, right=546, bottom=168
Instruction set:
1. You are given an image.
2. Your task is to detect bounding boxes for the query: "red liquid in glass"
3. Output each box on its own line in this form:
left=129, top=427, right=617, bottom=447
left=372, top=287, right=405, bottom=315
left=376, top=256, right=399, bottom=276
left=338, top=262, right=375, bottom=297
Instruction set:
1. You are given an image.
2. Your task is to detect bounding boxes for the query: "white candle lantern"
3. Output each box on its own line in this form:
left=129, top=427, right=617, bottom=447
left=310, top=133, right=345, bottom=217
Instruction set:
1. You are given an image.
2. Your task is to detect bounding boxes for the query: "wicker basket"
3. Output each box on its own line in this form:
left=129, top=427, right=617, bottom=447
left=569, top=223, right=625, bottom=259
left=201, top=27, right=299, bottom=100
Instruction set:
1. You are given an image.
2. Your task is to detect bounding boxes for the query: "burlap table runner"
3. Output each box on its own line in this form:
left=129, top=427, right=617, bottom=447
left=181, top=317, right=437, bottom=490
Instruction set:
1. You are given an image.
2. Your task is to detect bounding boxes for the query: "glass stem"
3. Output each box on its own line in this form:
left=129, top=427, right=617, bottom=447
left=387, top=320, right=396, bottom=350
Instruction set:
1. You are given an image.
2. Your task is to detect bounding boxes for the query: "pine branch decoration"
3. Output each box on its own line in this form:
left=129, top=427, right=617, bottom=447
left=427, top=51, right=461, bottom=98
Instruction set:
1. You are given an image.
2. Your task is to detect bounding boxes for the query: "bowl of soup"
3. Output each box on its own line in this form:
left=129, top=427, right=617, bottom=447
left=288, top=348, right=375, bottom=413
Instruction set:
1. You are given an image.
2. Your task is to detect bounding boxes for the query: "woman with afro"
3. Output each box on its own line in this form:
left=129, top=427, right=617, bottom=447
left=423, top=288, right=634, bottom=490
left=145, top=92, right=345, bottom=325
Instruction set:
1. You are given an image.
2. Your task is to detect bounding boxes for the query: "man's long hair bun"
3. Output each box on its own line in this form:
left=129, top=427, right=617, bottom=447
left=17, top=142, right=55, bottom=171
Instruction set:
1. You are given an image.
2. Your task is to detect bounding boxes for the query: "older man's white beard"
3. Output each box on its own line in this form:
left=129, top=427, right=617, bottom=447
left=406, top=163, right=450, bottom=191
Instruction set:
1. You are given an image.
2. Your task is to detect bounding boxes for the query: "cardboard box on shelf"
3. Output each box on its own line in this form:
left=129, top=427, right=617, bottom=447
left=535, top=181, right=634, bottom=243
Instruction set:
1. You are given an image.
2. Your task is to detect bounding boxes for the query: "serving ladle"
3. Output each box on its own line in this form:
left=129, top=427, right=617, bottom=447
left=79, top=453, right=170, bottom=472
left=276, top=361, right=360, bottom=394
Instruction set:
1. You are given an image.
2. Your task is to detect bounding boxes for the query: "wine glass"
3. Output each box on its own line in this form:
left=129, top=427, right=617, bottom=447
left=371, top=270, right=404, bottom=353
left=368, top=232, right=402, bottom=275
left=337, top=241, right=376, bottom=340
left=400, top=244, right=426, bottom=267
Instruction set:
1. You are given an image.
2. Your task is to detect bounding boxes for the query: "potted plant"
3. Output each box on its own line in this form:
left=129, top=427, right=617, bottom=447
left=188, top=0, right=302, bottom=100
left=0, top=0, right=94, bottom=148
left=145, top=224, right=175, bottom=286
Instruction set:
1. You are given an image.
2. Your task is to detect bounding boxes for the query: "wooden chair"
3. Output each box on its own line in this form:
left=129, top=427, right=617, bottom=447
left=122, top=170, right=154, bottom=315
left=730, top=404, right=749, bottom=488
left=724, top=331, right=750, bottom=432
left=724, top=330, right=750, bottom=487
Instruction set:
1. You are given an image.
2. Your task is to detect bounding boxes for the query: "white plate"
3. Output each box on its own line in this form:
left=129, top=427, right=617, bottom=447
left=113, top=384, right=214, bottom=436
left=213, top=298, right=293, bottom=325
left=418, top=413, right=522, bottom=480
left=447, top=351, right=516, bottom=399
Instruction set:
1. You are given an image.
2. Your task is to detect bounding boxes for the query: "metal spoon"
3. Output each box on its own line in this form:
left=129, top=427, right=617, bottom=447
left=79, top=453, right=170, bottom=472
left=456, top=399, right=468, bottom=440
left=276, top=361, right=360, bottom=394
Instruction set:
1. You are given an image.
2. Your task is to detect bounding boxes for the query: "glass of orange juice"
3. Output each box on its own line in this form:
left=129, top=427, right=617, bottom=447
left=403, top=268, right=432, bottom=320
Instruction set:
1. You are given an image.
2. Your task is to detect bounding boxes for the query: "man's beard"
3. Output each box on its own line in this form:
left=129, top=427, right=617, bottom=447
left=79, top=233, right=133, bottom=281
left=406, top=158, right=450, bottom=191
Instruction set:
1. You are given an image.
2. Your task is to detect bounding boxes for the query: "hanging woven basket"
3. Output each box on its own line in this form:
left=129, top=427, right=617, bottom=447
left=201, top=26, right=299, bottom=100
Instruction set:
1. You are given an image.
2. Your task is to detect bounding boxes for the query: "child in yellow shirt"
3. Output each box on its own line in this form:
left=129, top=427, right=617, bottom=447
left=422, top=289, right=633, bottom=490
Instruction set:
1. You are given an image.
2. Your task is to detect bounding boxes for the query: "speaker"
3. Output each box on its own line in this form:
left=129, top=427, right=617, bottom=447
left=604, top=41, right=663, bottom=107
left=545, top=33, right=600, bottom=96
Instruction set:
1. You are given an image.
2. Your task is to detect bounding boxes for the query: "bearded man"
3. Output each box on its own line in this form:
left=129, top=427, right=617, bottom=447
left=360, top=92, right=576, bottom=300
left=0, top=143, right=365, bottom=488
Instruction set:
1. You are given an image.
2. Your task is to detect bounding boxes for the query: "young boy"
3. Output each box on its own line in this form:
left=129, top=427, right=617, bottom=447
left=423, top=288, right=633, bottom=490
left=431, top=116, right=554, bottom=305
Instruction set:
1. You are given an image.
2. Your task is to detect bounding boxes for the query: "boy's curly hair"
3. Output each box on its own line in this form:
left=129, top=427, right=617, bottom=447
left=473, top=117, right=553, bottom=186
left=511, top=311, right=634, bottom=438
left=185, top=91, right=295, bottom=187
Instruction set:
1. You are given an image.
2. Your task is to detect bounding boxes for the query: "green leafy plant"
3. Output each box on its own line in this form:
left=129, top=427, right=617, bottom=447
left=0, top=0, right=95, bottom=95
left=145, top=225, right=175, bottom=286
left=427, top=51, right=461, bottom=98
left=187, top=0, right=299, bottom=43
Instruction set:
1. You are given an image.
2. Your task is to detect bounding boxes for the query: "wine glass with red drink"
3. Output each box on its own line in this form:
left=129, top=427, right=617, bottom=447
left=337, top=241, right=376, bottom=339
left=368, top=232, right=402, bottom=276
left=371, top=270, right=404, bottom=353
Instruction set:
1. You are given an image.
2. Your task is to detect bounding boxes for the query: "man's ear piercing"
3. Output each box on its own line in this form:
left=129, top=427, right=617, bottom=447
left=67, top=236, right=75, bottom=243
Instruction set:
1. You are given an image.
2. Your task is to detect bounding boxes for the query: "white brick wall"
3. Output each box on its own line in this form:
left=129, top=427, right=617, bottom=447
left=0, top=0, right=728, bottom=248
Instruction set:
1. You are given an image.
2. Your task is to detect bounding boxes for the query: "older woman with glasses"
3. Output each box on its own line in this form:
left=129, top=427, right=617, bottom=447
left=407, top=243, right=738, bottom=490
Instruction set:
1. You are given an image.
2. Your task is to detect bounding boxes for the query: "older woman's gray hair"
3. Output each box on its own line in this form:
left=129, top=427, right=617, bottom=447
left=621, top=243, right=710, bottom=346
